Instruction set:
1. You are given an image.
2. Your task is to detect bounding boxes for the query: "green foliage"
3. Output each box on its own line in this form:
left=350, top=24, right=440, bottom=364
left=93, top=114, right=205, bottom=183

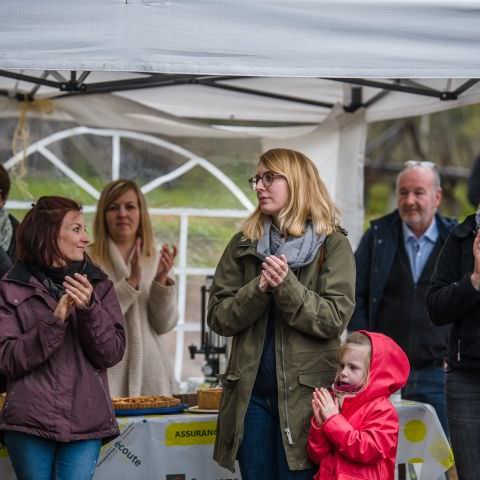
left=364, top=181, right=392, bottom=228
left=9, top=174, right=249, bottom=268
left=364, top=179, right=473, bottom=232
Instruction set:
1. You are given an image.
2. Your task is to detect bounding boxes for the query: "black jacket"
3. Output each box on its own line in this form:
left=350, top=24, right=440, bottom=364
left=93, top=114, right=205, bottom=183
left=351, top=210, right=456, bottom=329
left=427, top=214, right=480, bottom=369
left=351, top=210, right=456, bottom=368
left=0, top=214, right=19, bottom=392
left=0, top=214, right=19, bottom=278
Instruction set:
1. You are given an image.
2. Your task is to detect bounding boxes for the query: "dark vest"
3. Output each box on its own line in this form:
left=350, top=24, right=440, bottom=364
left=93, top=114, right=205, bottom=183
left=375, top=231, right=450, bottom=369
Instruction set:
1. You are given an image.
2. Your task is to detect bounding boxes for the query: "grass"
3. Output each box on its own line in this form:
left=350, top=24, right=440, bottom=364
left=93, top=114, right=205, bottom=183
left=11, top=172, right=473, bottom=263
left=8, top=172, right=253, bottom=268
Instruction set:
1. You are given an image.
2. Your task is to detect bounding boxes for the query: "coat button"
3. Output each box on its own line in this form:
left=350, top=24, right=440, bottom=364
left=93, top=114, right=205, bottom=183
left=13, top=299, right=18, bottom=304
left=288, top=386, right=294, bottom=392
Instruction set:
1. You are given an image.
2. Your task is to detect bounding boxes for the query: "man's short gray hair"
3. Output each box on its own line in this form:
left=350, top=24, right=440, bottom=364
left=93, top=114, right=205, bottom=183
left=396, top=160, right=441, bottom=191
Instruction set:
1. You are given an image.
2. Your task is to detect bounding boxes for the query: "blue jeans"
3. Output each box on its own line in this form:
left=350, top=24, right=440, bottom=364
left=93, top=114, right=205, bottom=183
left=446, top=368, right=480, bottom=480
left=4, top=431, right=101, bottom=480
left=237, top=395, right=315, bottom=480
left=402, top=366, right=448, bottom=437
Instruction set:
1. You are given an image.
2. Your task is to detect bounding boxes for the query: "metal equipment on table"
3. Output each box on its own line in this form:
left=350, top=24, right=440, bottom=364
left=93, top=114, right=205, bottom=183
left=188, top=276, right=227, bottom=385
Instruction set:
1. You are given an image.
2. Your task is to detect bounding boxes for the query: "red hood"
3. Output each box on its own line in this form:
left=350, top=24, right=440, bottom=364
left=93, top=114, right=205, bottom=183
left=343, top=330, right=410, bottom=409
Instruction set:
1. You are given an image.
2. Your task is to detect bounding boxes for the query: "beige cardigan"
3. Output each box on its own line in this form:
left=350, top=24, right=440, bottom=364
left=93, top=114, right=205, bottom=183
left=88, top=240, right=178, bottom=397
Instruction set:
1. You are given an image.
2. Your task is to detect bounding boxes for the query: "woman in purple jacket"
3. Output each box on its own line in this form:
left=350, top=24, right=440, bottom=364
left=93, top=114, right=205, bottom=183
left=0, top=196, right=126, bottom=480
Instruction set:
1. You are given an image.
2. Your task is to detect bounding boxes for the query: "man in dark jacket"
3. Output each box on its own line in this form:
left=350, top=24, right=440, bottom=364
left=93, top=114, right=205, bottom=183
left=0, top=164, right=18, bottom=393
left=349, top=160, right=456, bottom=435
left=0, top=164, right=18, bottom=278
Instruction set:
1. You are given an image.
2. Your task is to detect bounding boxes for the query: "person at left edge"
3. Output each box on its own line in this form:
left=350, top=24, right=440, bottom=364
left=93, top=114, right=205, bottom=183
left=0, top=164, right=19, bottom=279
left=0, top=164, right=20, bottom=395
left=0, top=196, right=126, bottom=480
left=207, top=148, right=355, bottom=479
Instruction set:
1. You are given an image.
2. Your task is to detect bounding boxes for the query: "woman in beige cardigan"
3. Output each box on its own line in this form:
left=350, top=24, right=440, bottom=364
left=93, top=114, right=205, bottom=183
left=89, top=179, right=178, bottom=397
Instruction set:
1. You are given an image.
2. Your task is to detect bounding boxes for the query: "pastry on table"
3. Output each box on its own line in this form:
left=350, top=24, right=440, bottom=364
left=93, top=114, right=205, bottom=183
left=197, top=387, right=223, bottom=410
left=112, top=395, right=181, bottom=409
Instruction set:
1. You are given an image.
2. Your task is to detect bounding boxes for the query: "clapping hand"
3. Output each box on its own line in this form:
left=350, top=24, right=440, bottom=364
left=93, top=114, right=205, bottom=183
left=53, top=294, right=75, bottom=323
left=471, top=230, right=480, bottom=290
left=155, top=244, right=177, bottom=286
left=54, top=273, right=93, bottom=322
left=64, top=273, right=93, bottom=309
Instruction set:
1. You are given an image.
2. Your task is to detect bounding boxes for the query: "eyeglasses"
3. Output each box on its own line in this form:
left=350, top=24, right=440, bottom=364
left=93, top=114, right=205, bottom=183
left=404, top=160, right=437, bottom=169
left=248, top=171, right=284, bottom=191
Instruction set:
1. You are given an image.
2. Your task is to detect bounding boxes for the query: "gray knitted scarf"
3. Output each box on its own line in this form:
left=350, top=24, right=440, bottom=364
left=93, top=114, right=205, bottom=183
left=0, top=208, right=13, bottom=252
left=256, top=218, right=325, bottom=269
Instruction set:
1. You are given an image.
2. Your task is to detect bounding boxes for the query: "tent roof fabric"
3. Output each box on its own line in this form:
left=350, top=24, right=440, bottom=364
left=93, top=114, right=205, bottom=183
left=2, top=1, right=480, bottom=130
left=1, top=1, right=480, bottom=76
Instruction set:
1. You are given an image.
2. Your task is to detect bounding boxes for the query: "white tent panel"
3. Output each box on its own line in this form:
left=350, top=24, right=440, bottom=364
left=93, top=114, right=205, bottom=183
left=0, top=96, right=254, bottom=138
left=114, top=80, right=337, bottom=123
left=2, top=1, right=480, bottom=76
left=1, top=2, right=480, bottom=246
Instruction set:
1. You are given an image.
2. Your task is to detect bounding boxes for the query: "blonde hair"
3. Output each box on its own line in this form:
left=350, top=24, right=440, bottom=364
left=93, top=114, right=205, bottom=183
left=90, top=179, right=155, bottom=268
left=338, top=332, right=372, bottom=368
left=241, top=148, right=339, bottom=240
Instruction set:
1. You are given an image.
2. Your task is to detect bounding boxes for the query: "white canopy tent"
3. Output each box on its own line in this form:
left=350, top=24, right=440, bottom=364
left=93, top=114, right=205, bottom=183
left=1, top=0, right=480, bottom=76
left=2, top=0, right=480, bottom=381
left=1, top=1, right=480, bottom=242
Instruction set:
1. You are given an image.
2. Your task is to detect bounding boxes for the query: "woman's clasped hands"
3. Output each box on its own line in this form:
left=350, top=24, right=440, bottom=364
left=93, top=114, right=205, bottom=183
left=54, top=274, right=94, bottom=322
left=259, top=254, right=288, bottom=292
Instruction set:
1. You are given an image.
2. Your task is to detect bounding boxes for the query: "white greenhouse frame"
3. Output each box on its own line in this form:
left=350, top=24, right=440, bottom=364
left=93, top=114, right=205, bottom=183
left=4, top=127, right=256, bottom=382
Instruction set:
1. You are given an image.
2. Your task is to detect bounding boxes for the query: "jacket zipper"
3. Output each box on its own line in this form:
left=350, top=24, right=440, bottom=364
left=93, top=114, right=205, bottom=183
left=280, top=320, right=293, bottom=445
left=457, top=338, right=461, bottom=362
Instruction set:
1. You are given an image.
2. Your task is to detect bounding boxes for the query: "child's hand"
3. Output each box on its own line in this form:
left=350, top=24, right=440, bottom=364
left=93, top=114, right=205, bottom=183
left=317, top=387, right=339, bottom=421
left=312, top=388, right=324, bottom=426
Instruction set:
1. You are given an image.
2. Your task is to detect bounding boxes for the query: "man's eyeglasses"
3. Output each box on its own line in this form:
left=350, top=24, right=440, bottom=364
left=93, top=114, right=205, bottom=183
left=248, top=171, right=284, bottom=191
left=404, top=160, right=437, bottom=169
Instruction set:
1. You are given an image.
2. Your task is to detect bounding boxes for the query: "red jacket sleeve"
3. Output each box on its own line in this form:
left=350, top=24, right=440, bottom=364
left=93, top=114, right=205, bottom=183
left=321, top=400, right=399, bottom=465
left=307, top=417, right=332, bottom=463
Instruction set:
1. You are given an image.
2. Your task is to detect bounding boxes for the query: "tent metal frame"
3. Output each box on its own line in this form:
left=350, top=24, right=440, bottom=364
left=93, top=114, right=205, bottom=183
left=0, top=69, right=478, bottom=123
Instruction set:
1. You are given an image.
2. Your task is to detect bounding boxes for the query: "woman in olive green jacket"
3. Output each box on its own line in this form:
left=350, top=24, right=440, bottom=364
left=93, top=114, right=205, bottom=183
left=207, top=148, right=356, bottom=480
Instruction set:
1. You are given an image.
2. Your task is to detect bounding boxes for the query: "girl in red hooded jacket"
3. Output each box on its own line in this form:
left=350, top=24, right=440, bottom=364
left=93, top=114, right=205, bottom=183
left=307, top=330, right=410, bottom=480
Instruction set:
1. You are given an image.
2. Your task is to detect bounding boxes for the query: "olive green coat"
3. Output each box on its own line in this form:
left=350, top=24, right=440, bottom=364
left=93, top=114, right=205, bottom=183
left=207, top=230, right=356, bottom=471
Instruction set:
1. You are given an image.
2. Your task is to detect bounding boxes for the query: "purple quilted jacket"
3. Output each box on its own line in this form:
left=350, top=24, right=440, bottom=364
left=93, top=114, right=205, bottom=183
left=0, top=262, right=126, bottom=442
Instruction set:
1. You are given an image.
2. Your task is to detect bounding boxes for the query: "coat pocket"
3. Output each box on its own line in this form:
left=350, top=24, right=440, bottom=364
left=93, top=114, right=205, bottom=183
left=298, top=372, right=329, bottom=389
left=216, top=372, right=241, bottom=447
left=298, top=371, right=331, bottom=433
left=217, top=373, right=240, bottom=413
left=218, top=372, right=240, bottom=388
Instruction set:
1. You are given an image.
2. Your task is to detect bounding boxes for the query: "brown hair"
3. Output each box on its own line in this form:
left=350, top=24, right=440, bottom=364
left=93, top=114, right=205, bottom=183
left=0, top=164, right=11, bottom=202
left=89, top=179, right=154, bottom=268
left=17, top=196, right=83, bottom=267
left=242, top=148, right=339, bottom=240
